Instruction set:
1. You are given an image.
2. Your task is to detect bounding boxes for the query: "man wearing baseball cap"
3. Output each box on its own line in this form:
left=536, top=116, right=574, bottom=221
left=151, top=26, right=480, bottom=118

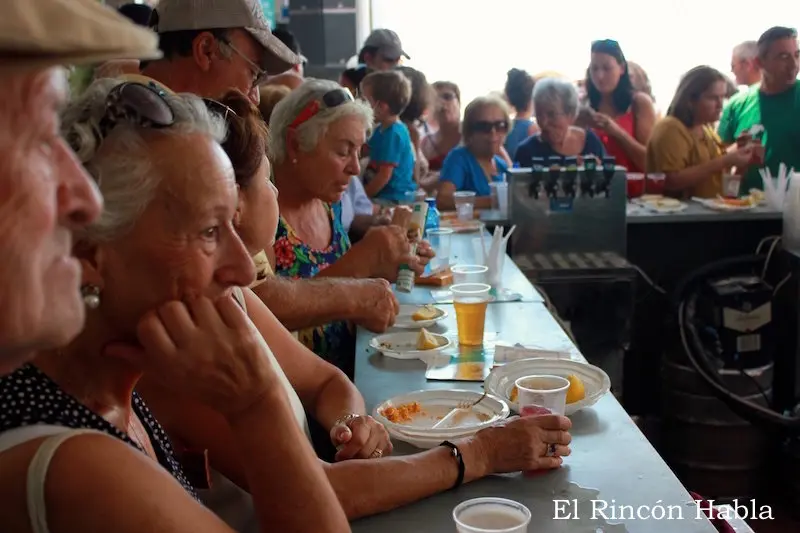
left=357, top=28, right=410, bottom=71
left=0, top=0, right=161, bottom=374
left=142, top=0, right=300, bottom=104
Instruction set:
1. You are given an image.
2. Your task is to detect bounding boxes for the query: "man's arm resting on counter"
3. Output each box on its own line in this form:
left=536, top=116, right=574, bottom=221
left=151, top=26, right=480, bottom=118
left=323, top=438, right=488, bottom=519
left=252, top=276, right=362, bottom=332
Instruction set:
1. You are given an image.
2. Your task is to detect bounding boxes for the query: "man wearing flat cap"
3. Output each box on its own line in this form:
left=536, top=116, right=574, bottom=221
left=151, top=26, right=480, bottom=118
left=0, top=0, right=160, bottom=373
left=357, top=28, right=410, bottom=72
left=142, top=0, right=300, bottom=105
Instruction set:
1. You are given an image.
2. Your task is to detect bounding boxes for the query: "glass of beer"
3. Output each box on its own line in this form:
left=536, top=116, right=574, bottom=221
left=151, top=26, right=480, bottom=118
left=451, top=283, right=491, bottom=346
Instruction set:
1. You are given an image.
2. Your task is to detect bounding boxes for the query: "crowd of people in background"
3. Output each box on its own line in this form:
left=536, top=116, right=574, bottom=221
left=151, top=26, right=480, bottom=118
left=0, top=0, right=797, bottom=532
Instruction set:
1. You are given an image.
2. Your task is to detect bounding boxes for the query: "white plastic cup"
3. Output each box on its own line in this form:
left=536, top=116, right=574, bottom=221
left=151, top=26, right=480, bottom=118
left=454, top=191, right=477, bottom=221
left=427, top=228, right=453, bottom=269
left=452, top=264, right=488, bottom=284
left=490, top=182, right=509, bottom=215
left=515, top=375, right=570, bottom=416
left=453, top=497, right=531, bottom=533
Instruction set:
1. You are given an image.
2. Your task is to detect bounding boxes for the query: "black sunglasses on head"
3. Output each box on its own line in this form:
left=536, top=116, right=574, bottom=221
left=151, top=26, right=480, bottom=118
left=203, top=98, right=239, bottom=122
left=472, top=120, right=509, bottom=134
left=67, top=82, right=175, bottom=161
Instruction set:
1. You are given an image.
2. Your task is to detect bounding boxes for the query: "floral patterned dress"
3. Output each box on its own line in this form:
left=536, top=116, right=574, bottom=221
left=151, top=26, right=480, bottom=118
left=273, top=202, right=356, bottom=376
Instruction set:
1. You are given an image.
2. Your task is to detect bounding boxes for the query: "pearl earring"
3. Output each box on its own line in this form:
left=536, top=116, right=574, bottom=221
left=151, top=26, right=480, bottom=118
left=81, top=284, right=101, bottom=309
left=292, top=158, right=298, bottom=164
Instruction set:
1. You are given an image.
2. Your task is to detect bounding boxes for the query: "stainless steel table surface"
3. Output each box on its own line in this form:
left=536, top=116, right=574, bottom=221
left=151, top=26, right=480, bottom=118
left=627, top=202, right=781, bottom=224
left=396, top=231, right=542, bottom=306
left=352, top=303, right=716, bottom=533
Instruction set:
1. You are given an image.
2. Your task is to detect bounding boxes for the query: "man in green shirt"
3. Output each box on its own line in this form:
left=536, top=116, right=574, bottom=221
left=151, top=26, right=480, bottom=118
left=718, top=26, right=800, bottom=190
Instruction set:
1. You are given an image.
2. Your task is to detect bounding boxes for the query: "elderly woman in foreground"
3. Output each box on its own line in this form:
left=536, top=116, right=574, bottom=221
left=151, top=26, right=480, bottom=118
left=142, top=90, right=574, bottom=526
left=646, top=66, right=763, bottom=198
left=514, top=78, right=607, bottom=167
left=437, top=95, right=511, bottom=211
left=268, top=79, right=433, bottom=375
left=0, top=80, right=349, bottom=533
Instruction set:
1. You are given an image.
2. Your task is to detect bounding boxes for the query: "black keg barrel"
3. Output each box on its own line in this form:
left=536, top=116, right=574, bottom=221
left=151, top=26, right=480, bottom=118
left=661, top=357, right=774, bottom=501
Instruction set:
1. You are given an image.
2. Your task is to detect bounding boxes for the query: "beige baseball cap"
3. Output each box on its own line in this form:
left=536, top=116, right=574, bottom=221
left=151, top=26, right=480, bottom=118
left=0, top=0, right=161, bottom=74
left=153, top=0, right=300, bottom=75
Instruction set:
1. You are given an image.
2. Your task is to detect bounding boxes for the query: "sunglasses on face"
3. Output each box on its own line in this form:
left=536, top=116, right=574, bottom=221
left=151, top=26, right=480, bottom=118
left=289, top=88, right=355, bottom=130
left=472, top=120, right=509, bottom=134
left=67, top=82, right=175, bottom=161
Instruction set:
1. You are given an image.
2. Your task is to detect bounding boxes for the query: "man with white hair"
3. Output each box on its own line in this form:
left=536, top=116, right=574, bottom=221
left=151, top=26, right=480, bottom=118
left=143, top=0, right=401, bottom=343
left=0, top=0, right=160, bottom=374
left=731, top=40, right=761, bottom=86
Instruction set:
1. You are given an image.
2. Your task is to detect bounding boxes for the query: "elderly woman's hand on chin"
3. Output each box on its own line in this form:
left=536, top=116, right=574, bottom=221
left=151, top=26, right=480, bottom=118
left=104, top=294, right=281, bottom=417
left=354, top=225, right=433, bottom=282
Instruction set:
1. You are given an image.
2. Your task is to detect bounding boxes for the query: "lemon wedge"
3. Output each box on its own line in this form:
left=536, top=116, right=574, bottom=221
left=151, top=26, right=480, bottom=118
left=412, top=305, right=439, bottom=321
left=416, top=328, right=440, bottom=350
left=566, top=374, right=586, bottom=404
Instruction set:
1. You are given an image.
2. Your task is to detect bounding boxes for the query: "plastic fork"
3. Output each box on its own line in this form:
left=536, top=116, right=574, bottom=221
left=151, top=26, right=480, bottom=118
left=431, top=391, right=488, bottom=430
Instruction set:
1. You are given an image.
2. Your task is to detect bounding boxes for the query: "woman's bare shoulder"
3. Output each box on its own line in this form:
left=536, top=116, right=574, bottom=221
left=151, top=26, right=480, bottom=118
left=0, top=432, right=224, bottom=533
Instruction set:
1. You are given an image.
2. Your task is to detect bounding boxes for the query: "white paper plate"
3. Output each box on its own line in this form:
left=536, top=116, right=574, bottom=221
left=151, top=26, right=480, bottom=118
left=369, top=331, right=451, bottom=360
left=693, top=197, right=756, bottom=211
left=393, top=304, right=448, bottom=329
left=374, top=389, right=509, bottom=438
left=641, top=201, right=688, bottom=213
left=484, top=358, right=610, bottom=416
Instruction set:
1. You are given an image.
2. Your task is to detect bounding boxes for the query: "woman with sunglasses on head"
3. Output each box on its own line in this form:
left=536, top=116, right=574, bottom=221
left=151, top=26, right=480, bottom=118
left=436, top=95, right=511, bottom=211
left=140, top=90, right=573, bottom=526
left=268, top=79, right=433, bottom=377
left=513, top=78, right=607, bottom=167
left=585, top=39, right=657, bottom=172
left=0, top=80, right=349, bottom=533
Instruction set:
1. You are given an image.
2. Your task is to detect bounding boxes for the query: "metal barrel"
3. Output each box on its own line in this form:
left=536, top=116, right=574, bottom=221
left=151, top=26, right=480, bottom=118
left=661, top=356, right=773, bottom=501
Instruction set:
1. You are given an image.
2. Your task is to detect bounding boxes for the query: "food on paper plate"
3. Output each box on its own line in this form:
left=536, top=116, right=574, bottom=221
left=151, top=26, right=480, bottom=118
left=565, top=374, right=586, bottom=404
left=416, top=328, right=441, bottom=350
left=380, top=401, right=423, bottom=423
left=412, top=304, right=440, bottom=321
left=748, top=189, right=765, bottom=204
left=648, top=197, right=681, bottom=208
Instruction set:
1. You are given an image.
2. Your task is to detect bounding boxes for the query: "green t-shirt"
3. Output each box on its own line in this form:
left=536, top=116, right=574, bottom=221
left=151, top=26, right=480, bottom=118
left=717, top=80, right=800, bottom=190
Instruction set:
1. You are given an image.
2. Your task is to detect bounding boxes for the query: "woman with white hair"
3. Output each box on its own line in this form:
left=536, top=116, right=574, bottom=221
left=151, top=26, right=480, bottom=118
left=267, top=78, right=433, bottom=376
left=513, top=77, right=607, bottom=167
left=0, top=80, right=349, bottom=533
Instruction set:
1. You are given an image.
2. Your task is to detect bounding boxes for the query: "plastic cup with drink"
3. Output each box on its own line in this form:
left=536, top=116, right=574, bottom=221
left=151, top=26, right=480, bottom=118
left=451, top=283, right=491, bottom=346
left=454, top=191, right=477, bottom=221
left=452, top=264, right=488, bottom=284
left=645, top=172, right=665, bottom=195
left=626, top=172, right=645, bottom=199
left=515, top=375, right=570, bottom=416
left=453, top=497, right=531, bottom=533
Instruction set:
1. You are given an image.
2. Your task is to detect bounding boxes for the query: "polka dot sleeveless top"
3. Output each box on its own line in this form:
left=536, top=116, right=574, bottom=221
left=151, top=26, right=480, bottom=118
left=0, top=364, right=198, bottom=501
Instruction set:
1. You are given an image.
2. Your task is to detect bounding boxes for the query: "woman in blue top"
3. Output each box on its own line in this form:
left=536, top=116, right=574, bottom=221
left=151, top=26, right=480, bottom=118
left=437, top=95, right=511, bottom=210
left=503, top=68, right=539, bottom=159
left=514, top=77, right=607, bottom=168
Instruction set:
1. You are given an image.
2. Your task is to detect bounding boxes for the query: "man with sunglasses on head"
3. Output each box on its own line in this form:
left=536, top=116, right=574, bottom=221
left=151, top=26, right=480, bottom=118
left=141, top=0, right=401, bottom=345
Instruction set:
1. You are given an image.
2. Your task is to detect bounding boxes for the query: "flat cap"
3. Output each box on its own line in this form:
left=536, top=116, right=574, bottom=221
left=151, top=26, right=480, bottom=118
left=0, top=0, right=161, bottom=74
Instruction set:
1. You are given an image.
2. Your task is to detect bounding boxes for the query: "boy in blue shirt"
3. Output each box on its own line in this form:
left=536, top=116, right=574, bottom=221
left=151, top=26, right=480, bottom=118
left=361, top=70, right=417, bottom=202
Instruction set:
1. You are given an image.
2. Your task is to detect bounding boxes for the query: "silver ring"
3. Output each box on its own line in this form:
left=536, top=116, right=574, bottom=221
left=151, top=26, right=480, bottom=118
left=545, top=443, right=557, bottom=457
left=370, top=448, right=383, bottom=458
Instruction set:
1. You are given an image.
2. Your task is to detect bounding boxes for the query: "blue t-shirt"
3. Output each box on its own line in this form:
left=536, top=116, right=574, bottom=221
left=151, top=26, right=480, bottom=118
left=513, top=130, right=607, bottom=167
left=440, top=146, right=509, bottom=197
left=366, top=121, right=416, bottom=202
left=504, top=118, right=533, bottom=159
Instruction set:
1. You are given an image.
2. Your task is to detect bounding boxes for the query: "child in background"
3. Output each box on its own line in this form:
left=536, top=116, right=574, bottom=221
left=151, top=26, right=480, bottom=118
left=361, top=70, right=417, bottom=202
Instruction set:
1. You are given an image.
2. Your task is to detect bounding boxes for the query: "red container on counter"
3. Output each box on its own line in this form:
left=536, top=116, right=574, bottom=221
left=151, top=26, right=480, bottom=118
left=626, top=172, right=645, bottom=199
left=645, top=173, right=666, bottom=195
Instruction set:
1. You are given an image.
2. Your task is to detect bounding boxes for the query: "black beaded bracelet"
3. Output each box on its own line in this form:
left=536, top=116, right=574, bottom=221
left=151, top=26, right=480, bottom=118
left=439, top=440, right=465, bottom=490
